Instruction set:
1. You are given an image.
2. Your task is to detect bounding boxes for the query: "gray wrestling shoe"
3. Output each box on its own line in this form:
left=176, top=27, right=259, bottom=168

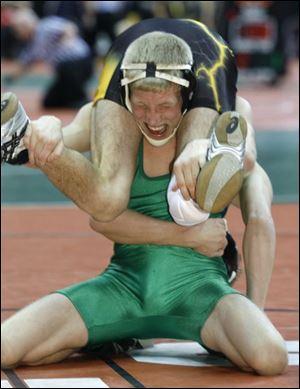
left=196, top=112, right=248, bottom=213
left=206, top=111, right=247, bottom=165
left=1, top=92, right=29, bottom=164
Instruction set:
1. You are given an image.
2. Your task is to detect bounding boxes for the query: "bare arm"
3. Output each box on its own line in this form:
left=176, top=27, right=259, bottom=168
left=235, top=163, right=275, bottom=309
left=90, top=210, right=228, bottom=257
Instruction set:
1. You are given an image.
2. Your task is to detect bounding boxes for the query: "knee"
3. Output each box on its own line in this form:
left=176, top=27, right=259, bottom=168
left=1, top=330, right=20, bottom=369
left=91, top=186, right=129, bottom=222
left=250, top=338, right=288, bottom=376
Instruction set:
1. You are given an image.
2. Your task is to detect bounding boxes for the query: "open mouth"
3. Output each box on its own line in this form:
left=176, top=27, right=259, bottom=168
left=146, top=125, right=167, bottom=138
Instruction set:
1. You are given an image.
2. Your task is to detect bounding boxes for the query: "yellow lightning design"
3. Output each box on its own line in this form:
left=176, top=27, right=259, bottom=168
left=187, top=19, right=233, bottom=112
left=93, top=55, right=120, bottom=104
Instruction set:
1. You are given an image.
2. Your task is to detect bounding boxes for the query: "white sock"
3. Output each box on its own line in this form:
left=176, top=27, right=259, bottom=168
left=167, top=175, right=209, bottom=226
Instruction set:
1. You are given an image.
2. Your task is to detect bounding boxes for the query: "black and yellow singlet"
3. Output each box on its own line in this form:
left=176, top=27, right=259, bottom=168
left=57, top=142, right=241, bottom=349
left=94, top=18, right=238, bottom=114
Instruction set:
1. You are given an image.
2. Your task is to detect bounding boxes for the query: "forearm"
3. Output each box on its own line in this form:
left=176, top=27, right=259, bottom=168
left=239, top=163, right=275, bottom=309
left=90, top=209, right=190, bottom=246
left=242, top=216, right=276, bottom=309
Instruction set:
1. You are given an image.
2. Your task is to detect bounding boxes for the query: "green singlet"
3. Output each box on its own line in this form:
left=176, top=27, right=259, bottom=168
left=57, top=142, right=241, bottom=349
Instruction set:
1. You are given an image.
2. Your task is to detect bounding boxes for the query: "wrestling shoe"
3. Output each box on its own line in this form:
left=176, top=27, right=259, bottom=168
left=83, top=338, right=153, bottom=357
left=196, top=112, right=248, bottom=213
left=1, top=92, right=29, bottom=164
left=206, top=111, right=247, bottom=164
left=222, top=232, right=241, bottom=284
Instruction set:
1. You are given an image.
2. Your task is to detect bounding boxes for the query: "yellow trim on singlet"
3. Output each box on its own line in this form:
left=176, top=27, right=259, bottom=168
left=186, top=19, right=233, bottom=112
left=93, top=55, right=120, bottom=105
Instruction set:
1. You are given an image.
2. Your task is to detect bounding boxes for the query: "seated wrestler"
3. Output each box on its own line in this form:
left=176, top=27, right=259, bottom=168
left=1, top=29, right=287, bottom=375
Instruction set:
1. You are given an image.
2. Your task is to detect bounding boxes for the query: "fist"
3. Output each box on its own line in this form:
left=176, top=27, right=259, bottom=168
left=23, top=115, right=64, bottom=167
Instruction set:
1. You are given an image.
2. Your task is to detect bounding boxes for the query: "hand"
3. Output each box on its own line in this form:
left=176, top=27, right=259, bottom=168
left=188, top=218, right=228, bottom=257
left=172, top=139, right=209, bottom=200
left=23, top=116, right=64, bottom=167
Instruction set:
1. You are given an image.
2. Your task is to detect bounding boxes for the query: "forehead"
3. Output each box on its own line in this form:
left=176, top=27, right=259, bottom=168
left=131, top=87, right=181, bottom=104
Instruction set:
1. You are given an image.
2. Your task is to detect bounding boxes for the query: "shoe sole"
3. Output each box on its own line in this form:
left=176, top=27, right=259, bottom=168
left=196, top=153, right=243, bottom=213
left=196, top=112, right=247, bottom=213
left=1, top=92, right=19, bottom=126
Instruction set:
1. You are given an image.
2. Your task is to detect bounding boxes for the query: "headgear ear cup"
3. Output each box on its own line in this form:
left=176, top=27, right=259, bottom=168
left=180, top=69, right=196, bottom=112
left=119, top=61, right=196, bottom=113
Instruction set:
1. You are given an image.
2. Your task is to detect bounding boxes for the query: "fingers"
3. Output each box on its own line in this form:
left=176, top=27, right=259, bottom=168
left=173, top=158, right=200, bottom=200
left=23, top=116, right=63, bottom=167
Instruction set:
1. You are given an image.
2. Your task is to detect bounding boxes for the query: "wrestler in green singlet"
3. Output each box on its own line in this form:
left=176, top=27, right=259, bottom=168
left=57, top=141, right=241, bottom=349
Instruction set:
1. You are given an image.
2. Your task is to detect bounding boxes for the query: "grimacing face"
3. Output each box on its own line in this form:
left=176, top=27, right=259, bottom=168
left=130, top=86, right=183, bottom=144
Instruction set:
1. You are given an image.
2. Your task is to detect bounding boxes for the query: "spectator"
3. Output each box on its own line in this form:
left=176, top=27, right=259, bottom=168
left=7, top=8, right=93, bottom=108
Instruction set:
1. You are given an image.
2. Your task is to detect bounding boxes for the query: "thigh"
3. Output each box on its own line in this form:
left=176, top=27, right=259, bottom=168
left=91, top=100, right=141, bottom=191
left=2, top=293, right=88, bottom=365
left=201, top=294, right=286, bottom=370
left=57, top=271, right=145, bottom=349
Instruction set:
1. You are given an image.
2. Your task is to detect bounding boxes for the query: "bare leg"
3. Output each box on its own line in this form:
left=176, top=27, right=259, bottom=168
left=201, top=294, right=288, bottom=375
left=1, top=293, right=88, bottom=368
left=176, top=107, right=218, bottom=155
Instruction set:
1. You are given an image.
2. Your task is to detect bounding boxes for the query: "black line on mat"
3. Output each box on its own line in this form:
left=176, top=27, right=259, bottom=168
left=265, top=308, right=298, bottom=312
left=2, top=369, right=29, bottom=388
left=103, top=358, right=146, bottom=388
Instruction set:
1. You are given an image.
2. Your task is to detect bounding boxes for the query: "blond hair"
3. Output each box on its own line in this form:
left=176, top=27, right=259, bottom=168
left=122, top=31, right=193, bottom=92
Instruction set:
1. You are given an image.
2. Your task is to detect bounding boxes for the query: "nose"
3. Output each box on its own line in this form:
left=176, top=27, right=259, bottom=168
left=145, top=109, right=162, bottom=126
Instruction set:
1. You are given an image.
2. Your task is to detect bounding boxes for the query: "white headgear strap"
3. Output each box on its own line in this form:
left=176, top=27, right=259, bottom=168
left=120, top=62, right=192, bottom=113
left=120, top=62, right=192, bottom=146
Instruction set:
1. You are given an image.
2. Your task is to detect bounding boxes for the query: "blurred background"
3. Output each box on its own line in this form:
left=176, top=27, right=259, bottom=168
left=1, top=0, right=299, bottom=204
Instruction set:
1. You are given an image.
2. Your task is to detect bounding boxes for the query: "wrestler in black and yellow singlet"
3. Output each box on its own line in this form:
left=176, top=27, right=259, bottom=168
left=94, top=18, right=238, bottom=113
left=57, top=18, right=242, bottom=349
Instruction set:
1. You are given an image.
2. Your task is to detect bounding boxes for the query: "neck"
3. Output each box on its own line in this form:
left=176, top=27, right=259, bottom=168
left=143, top=137, right=176, bottom=177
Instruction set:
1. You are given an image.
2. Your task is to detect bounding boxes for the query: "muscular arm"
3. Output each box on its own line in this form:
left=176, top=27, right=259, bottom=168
left=90, top=210, right=228, bottom=257
left=234, top=163, right=275, bottom=309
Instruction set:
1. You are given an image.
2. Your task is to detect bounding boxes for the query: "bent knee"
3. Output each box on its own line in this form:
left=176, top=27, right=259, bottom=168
left=249, top=338, right=288, bottom=376
left=91, top=189, right=129, bottom=222
left=1, top=332, right=20, bottom=369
